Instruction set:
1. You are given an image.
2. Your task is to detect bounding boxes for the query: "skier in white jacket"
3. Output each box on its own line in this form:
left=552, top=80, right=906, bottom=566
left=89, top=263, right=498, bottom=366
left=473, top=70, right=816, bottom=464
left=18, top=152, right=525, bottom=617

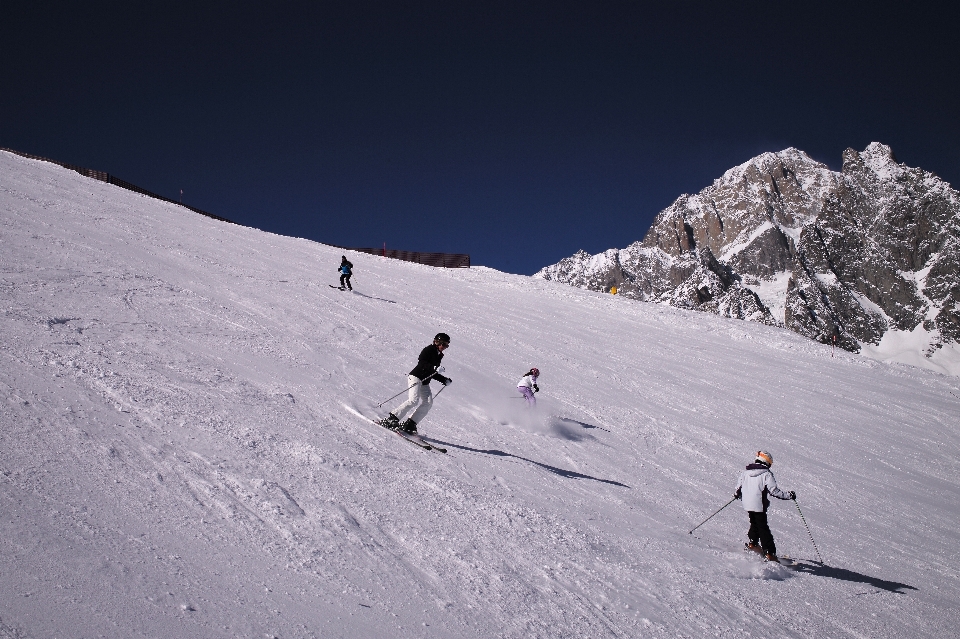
left=517, top=368, right=540, bottom=407
left=734, top=450, right=795, bottom=562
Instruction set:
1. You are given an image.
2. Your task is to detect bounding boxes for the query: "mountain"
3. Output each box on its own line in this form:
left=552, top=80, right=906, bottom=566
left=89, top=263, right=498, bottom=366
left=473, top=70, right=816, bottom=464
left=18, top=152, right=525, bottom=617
left=535, top=143, right=960, bottom=375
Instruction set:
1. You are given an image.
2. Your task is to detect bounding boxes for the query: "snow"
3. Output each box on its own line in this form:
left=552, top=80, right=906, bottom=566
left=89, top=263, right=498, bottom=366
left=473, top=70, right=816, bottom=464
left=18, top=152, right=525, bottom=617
left=860, top=324, right=960, bottom=377
left=860, top=143, right=901, bottom=181
left=2, top=150, right=960, bottom=638
left=718, top=221, right=774, bottom=262
left=780, top=223, right=802, bottom=246
left=746, top=271, right=793, bottom=324
left=585, top=248, right=620, bottom=272
left=848, top=289, right=889, bottom=322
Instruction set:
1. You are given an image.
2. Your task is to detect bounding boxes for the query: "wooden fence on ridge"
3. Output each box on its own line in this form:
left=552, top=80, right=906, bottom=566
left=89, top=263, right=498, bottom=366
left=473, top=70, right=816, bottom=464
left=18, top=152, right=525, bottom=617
left=1, top=147, right=232, bottom=223
left=338, top=247, right=470, bottom=268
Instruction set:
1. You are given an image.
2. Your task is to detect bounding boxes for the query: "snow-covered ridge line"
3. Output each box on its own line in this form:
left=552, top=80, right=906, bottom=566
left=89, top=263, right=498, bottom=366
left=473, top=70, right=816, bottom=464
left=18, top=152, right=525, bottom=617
left=0, top=146, right=233, bottom=223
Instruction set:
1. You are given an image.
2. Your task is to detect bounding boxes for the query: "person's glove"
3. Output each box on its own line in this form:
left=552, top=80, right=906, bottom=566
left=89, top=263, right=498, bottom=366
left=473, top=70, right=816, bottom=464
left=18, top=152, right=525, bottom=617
left=443, top=378, right=452, bottom=386
left=788, top=491, right=796, bottom=500
left=734, top=488, right=742, bottom=500
left=533, top=384, right=539, bottom=393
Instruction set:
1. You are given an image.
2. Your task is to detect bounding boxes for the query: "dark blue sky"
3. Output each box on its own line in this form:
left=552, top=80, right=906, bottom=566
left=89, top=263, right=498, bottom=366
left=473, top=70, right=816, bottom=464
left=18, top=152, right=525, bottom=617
left=3, top=2, right=958, bottom=274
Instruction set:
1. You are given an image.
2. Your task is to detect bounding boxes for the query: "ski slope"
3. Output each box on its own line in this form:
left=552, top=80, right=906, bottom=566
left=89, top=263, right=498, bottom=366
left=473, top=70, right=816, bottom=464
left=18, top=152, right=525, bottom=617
left=2, top=150, right=959, bottom=638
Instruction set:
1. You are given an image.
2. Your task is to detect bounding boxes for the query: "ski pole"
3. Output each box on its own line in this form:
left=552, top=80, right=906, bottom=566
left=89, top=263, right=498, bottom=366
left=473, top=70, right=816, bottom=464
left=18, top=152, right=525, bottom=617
left=794, top=499, right=823, bottom=563
left=377, top=367, right=444, bottom=407
left=688, top=497, right=736, bottom=534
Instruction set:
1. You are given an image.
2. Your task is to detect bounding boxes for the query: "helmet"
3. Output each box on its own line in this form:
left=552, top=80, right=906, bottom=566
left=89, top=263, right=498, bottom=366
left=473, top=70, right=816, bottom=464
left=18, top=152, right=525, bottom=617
left=530, top=367, right=540, bottom=376
left=755, top=451, right=773, bottom=466
left=434, top=333, right=451, bottom=345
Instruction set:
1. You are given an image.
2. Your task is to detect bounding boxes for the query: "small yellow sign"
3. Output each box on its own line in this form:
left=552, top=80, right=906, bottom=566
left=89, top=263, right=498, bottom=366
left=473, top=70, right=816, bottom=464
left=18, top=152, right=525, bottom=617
left=610, top=286, right=618, bottom=295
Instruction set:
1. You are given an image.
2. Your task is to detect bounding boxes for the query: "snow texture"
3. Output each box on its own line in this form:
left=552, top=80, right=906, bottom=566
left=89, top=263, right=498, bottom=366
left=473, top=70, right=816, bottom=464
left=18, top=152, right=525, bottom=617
left=2, top=151, right=960, bottom=638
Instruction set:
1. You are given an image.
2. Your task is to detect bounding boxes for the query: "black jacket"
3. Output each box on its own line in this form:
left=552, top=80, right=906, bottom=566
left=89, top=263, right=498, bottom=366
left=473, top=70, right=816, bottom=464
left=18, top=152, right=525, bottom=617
left=409, top=345, right=449, bottom=385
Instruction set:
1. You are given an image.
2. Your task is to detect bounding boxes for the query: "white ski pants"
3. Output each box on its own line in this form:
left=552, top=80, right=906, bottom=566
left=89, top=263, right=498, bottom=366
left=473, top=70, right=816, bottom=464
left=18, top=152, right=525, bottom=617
left=394, top=375, right=433, bottom=424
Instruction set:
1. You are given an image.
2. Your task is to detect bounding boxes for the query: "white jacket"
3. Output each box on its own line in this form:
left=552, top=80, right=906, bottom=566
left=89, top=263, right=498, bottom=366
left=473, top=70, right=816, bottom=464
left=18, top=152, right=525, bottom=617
left=517, top=373, right=538, bottom=389
left=735, top=464, right=792, bottom=512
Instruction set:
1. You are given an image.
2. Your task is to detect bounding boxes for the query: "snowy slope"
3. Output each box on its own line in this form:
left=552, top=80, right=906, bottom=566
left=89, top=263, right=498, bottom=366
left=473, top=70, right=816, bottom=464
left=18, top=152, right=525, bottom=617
left=2, top=150, right=959, bottom=639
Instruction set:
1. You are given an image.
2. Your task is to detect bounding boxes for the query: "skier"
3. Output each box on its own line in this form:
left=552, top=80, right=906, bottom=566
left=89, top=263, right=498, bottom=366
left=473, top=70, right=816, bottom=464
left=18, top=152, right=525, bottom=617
left=517, top=367, right=540, bottom=407
left=734, top=450, right=796, bottom=563
left=381, top=333, right=453, bottom=434
left=338, top=255, right=353, bottom=290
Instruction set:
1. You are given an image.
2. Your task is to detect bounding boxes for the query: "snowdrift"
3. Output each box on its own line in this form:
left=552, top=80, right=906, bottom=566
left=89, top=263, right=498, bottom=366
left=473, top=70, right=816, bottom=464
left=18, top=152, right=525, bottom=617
left=2, top=150, right=959, bottom=638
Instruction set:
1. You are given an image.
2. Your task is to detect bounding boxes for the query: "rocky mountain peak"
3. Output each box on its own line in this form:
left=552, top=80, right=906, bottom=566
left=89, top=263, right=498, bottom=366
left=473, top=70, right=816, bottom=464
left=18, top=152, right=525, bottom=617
left=842, top=142, right=902, bottom=181
left=535, top=143, right=960, bottom=374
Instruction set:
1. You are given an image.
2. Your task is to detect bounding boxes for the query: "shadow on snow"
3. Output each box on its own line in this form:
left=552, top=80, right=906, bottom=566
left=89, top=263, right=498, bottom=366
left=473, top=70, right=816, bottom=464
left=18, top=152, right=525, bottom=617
left=352, top=291, right=396, bottom=303
left=427, top=439, right=629, bottom=488
left=791, top=561, right=918, bottom=594
left=555, top=416, right=610, bottom=433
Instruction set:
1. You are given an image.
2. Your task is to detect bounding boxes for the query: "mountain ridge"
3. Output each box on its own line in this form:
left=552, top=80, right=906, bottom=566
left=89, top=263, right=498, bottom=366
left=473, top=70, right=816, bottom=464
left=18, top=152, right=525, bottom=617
left=535, top=143, right=960, bottom=375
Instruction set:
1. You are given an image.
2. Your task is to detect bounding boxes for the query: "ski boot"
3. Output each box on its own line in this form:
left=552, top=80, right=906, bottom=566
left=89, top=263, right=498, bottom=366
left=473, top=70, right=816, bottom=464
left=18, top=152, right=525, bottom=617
left=744, top=542, right=763, bottom=554
left=398, top=419, right=418, bottom=435
left=380, top=413, right=400, bottom=429
left=764, top=552, right=780, bottom=563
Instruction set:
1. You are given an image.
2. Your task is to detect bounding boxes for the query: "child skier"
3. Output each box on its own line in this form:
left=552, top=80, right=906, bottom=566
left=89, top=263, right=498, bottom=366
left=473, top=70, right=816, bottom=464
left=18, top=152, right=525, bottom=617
left=517, top=367, right=540, bottom=407
left=338, top=255, right=353, bottom=290
left=381, top=333, right=453, bottom=434
left=734, top=450, right=796, bottom=563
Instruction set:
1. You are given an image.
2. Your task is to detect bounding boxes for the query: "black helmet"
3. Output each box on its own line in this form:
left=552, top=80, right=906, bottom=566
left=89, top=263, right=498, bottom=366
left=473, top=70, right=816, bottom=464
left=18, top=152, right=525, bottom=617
left=434, top=332, right=451, bottom=345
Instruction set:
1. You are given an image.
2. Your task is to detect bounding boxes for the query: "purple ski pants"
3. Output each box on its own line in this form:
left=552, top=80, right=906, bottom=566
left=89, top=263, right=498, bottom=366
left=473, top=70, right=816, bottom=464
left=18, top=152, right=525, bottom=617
left=518, top=386, right=536, bottom=407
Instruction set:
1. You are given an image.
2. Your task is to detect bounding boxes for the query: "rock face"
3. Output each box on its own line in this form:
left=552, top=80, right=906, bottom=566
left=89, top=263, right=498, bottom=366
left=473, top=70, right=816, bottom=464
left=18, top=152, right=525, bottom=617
left=535, top=143, right=960, bottom=357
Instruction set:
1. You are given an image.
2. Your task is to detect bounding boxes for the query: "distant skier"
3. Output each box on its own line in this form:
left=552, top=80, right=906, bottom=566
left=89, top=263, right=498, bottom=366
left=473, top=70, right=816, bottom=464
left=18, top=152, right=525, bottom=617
left=338, top=255, right=353, bottom=290
left=734, top=451, right=796, bottom=563
left=381, top=333, right=452, bottom=434
left=517, top=367, right=540, bottom=407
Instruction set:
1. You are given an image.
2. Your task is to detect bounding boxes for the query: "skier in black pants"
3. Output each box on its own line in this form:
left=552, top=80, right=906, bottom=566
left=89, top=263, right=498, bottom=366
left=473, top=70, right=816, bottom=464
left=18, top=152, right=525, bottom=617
left=338, top=256, right=353, bottom=290
left=381, top=333, right=452, bottom=435
left=734, top=450, right=796, bottom=563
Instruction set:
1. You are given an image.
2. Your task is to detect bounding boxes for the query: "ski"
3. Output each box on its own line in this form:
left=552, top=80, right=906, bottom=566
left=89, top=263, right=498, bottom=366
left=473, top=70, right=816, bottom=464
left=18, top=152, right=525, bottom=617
left=743, top=544, right=799, bottom=568
left=343, top=406, right=445, bottom=452
left=405, top=433, right=446, bottom=453
left=383, top=421, right=432, bottom=450
left=383, top=421, right=447, bottom=454
left=328, top=284, right=351, bottom=291
left=395, top=429, right=446, bottom=452
left=772, top=555, right=800, bottom=568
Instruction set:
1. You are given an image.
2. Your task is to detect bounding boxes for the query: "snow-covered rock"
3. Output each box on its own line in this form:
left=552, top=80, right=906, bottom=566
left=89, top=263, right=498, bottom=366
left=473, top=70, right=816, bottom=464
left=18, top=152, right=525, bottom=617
left=536, top=144, right=960, bottom=374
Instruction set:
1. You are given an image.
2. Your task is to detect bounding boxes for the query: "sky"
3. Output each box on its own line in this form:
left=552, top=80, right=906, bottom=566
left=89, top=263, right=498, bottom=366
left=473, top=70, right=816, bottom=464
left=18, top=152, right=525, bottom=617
left=3, top=1, right=959, bottom=275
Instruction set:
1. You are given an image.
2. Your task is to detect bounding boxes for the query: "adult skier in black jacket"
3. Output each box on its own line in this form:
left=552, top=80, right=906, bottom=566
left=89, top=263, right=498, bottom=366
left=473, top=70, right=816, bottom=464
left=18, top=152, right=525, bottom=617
left=338, top=256, right=353, bottom=290
left=381, top=333, right=452, bottom=434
